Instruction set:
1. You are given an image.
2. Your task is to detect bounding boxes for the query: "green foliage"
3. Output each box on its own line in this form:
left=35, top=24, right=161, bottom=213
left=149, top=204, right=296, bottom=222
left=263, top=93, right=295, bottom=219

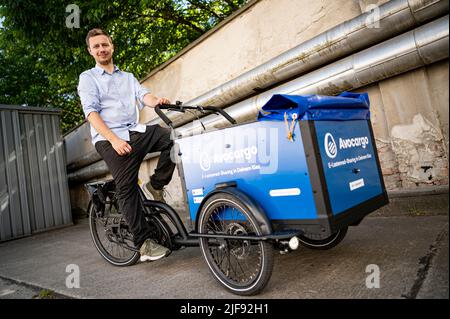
left=0, top=0, right=248, bottom=133
left=33, top=289, right=56, bottom=299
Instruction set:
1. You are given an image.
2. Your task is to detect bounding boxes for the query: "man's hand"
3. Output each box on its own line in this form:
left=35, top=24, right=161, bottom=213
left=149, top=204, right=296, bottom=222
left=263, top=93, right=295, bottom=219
left=143, top=94, right=171, bottom=107
left=111, top=137, right=132, bottom=156
left=156, top=97, right=171, bottom=105
left=87, top=112, right=131, bottom=156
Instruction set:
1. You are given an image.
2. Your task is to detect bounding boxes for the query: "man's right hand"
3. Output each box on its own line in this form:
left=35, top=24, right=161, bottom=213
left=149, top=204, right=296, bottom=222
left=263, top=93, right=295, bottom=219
left=111, top=137, right=132, bottom=156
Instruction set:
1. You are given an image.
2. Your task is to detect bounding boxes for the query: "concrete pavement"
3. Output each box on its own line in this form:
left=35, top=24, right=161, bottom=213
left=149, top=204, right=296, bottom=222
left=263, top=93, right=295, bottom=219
left=0, top=193, right=448, bottom=299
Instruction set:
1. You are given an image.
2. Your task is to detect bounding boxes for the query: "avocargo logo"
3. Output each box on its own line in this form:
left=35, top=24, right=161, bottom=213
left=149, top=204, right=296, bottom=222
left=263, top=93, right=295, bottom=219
left=324, top=133, right=370, bottom=158
left=200, top=146, right=258, bottom=171
left=324, top=133, right=337, bottom=159
left=339, top=136, right=369, bottom=150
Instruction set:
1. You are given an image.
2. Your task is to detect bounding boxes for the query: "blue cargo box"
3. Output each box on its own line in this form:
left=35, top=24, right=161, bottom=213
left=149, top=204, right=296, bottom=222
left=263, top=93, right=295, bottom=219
left=176, top=92, right=388, bottom=239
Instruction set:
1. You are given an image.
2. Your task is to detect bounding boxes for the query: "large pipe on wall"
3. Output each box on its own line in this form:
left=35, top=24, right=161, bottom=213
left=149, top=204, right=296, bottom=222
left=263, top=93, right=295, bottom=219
left=67, top=16, right=449, bottom=182
left=148, top=0, right=449, bottom=128
left=65, top=0, right=448, bottom=172
left=177, top=16, right=449, bottom=135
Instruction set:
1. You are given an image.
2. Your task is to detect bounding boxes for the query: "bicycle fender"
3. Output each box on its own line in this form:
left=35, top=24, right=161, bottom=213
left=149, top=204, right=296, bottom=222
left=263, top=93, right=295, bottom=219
left=196, top=187, right=273, bottom=236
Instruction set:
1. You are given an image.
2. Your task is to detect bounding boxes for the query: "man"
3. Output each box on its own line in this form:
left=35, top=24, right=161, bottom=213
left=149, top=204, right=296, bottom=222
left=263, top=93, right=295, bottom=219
left=78, top=28, right=175, bottom=262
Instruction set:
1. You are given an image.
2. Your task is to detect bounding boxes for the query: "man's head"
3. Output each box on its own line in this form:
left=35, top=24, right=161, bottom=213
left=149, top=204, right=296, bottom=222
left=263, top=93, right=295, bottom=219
left=86, top=28, right=114, bottom=66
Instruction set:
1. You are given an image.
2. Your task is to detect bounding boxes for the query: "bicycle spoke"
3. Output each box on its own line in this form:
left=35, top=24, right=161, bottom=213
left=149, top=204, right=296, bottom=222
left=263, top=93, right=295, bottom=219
left=92, top=210, right=135, bottom=262
left=202, top=200, right=264, bottom=286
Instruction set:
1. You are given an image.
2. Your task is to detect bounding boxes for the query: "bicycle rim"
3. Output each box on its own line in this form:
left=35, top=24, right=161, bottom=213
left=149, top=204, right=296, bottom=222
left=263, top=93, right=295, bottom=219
left=89, top=203, right=139, bottom=266
left=199, top=197, right=271, bottom=294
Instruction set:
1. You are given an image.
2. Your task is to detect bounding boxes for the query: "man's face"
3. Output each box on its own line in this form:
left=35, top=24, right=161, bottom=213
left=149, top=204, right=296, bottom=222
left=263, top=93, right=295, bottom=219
left=88, top=35, right=114, bottom=65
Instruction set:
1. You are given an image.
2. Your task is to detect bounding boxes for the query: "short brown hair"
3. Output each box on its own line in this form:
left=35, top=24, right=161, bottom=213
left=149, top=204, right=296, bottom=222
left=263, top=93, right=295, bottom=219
left=86, top=28, right=112, bottom=47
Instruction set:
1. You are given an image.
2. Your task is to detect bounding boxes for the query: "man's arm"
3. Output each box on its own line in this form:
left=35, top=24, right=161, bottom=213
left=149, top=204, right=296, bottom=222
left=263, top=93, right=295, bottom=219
left=87, top=112, right=132, bottom=156
left=132, top=75, right=170, bottom=108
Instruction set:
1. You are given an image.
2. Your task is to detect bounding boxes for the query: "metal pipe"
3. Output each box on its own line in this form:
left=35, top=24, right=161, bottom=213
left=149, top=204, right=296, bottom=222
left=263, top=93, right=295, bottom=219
left=148, top=0, right=449, bottom=129
left=68, top=16, right=449, bottom=183
left=65, top=0, right=448, bottom=171
left=68, top=158, right=109, bottom=183
left=176, top=16, right=449, bottom=137
left=68, top=152, right=158, bottom=182
left=189, top=231, right=302, bottom=241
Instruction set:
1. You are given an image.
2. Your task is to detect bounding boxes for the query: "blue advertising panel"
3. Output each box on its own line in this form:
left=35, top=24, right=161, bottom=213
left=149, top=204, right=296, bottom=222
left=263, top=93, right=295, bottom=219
left=176, top=121, right=317, bottom=222
left=314, top=120, right=383, bottom=215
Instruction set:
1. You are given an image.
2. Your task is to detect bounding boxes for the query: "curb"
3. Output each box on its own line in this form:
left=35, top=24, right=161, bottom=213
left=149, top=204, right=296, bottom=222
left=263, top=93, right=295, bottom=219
left=388, top=185, right=449, bottom=198
left=373, top=186, right=449, bottom=217
left=0, top=275, right=77, bottom=299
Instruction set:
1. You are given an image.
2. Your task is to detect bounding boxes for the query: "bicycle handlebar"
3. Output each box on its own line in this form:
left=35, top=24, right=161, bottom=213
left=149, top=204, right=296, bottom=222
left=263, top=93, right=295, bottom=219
left=154, top=102, right=237, bottom=127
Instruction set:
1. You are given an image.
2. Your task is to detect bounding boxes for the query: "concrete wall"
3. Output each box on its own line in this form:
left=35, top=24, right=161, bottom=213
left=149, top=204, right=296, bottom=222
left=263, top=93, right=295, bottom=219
left=135, top=60, right=449, bottom=212
left=134, top=0, right=448, bottom=209
left=69, top=0, right=449, bottom=214
left=355, top=60, right=449, bottom=189
left=139, top=0, right=366, bottom=123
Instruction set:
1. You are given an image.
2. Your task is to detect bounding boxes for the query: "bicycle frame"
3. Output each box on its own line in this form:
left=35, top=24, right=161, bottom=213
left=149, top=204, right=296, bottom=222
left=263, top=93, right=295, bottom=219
left=138, top=186, right=301, bottom=248
left=86, top=176, right=300, bottom=255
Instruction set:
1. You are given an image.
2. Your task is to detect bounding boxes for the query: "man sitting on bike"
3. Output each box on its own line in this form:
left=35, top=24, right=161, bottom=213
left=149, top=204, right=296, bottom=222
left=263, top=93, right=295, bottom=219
left=78, top=28, right=174, bottom=262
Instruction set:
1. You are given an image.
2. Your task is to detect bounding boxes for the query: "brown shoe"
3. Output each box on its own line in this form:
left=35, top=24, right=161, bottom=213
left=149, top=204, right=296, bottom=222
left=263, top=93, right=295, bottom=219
left=143, top=181, right=166, bottom=203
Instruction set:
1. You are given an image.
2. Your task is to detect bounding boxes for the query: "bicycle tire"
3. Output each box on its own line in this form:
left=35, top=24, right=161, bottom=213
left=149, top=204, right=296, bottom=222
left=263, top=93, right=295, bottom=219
left=198, top=193, right=274, bottom=296
left=88, top=201, right=140, bottom=267
left=298, top=226, right=348, bottom=250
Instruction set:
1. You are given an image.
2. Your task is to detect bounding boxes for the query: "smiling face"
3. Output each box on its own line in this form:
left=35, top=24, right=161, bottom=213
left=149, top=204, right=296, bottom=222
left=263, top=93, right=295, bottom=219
left=88, top=34, right=114, bottom=66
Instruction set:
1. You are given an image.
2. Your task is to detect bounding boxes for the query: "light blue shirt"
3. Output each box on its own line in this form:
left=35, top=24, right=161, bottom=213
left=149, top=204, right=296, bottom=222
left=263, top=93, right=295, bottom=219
left=77, top=65, right=150, bottom=145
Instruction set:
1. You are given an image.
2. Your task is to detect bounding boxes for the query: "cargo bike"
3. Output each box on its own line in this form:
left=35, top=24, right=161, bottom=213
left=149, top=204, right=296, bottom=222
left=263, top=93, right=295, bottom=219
left=86, top=92, right=389, bottom=295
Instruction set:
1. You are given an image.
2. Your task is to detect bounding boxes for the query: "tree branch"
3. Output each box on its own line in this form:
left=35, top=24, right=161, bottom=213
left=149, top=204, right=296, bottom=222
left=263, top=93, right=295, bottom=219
left=185, top=0, right=224, bottom=20
left=223, top=0, right=240, bottom=11
left=126, top=10, right=205, bottom=35
left=158, top=7, right=205, bottom=35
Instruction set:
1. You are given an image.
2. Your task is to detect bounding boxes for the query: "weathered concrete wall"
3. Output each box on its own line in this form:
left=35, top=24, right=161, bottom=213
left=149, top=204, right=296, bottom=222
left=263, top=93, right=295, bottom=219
left=136, top=0, right=448, bottom=200
left=137, top=60, right=449, bottom=213
left=68, top=0, right=449, bottom=215
left=139, top=0, right=365, bottom=124
left=127, top=0, right=370, bottom=211
left=355, top=60, right=449, bottom=190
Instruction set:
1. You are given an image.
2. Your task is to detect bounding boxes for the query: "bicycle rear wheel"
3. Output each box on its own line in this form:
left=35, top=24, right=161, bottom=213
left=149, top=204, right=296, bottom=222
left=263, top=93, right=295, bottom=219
left=298, top=226, right=348, bottom=250
left=198, top=193, right=274, bottom=296
left=89, top=201, right=140, bottom=266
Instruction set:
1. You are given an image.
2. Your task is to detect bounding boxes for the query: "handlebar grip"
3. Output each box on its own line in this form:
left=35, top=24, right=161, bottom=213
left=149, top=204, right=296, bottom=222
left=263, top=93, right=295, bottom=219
left=154, top=102, right=237, bottom=126
left=207, top=106, right=237, bottom=125
left=154, top=105, right=173, bottom=127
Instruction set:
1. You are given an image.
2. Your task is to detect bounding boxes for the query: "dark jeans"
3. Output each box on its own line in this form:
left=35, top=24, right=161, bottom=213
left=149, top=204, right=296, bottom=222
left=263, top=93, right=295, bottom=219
left=95, top=125, right=176, bottom=248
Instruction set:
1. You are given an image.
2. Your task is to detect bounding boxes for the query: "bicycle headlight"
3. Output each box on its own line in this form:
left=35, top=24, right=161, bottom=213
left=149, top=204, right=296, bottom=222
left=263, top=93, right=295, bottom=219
left=289, top=236, right=300, bottom=250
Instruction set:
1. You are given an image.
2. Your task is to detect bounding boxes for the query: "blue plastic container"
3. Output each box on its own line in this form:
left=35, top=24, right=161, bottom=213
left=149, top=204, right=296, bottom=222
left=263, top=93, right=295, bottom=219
left=176, top=92, right=388, bottom=238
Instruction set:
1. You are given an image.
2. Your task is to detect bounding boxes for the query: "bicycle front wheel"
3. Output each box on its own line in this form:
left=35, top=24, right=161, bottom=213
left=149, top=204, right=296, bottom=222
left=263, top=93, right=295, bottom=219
left=198, top=193, right=274, bottom=296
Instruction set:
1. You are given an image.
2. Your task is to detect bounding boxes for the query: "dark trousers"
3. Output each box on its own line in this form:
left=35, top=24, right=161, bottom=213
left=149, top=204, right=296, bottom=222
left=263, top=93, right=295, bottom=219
left=95, top=125, right=176, bottom=248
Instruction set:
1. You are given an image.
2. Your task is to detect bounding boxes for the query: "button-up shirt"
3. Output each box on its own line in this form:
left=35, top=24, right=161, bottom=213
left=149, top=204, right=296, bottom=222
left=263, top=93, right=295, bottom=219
left=77, top=64, right=150, bottom=145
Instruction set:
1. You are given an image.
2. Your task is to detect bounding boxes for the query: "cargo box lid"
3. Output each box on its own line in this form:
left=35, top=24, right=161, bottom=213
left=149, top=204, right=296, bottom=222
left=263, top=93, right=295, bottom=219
left=258, top=92, right=370, bottom=121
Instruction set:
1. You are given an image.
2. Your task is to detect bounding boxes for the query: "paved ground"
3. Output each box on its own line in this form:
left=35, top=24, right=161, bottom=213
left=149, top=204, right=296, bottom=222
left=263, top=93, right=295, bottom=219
left=0, top=194, right=448, bottom=300
left=0, top=277, right=69, bottom=299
